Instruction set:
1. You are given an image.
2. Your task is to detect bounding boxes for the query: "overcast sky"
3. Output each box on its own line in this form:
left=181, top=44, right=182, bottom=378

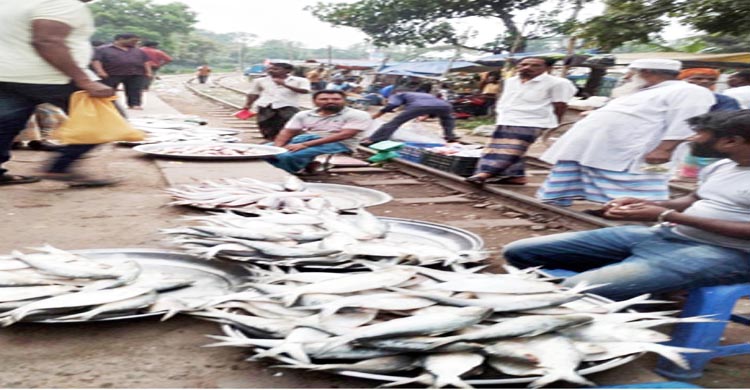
left=153, top=0, right=692, bottom=50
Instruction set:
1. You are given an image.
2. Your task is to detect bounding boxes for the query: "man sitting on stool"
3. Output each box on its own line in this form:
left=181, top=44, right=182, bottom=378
left=268, top=90, right=372, bottom=174
left=503, top=110, right=750, bottom=301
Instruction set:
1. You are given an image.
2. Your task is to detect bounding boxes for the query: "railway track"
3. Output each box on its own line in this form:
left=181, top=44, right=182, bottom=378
left=180, top=74, right=692, bottom=233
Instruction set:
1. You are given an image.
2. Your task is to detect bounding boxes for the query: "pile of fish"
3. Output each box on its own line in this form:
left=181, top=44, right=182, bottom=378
left=0, top=245, right=197, bottom=324
left=163, top=207, right=488, bottom=269
left=166, top=176, right=339, bottom=213
left=144, top=143, right=271, bottom=157
left=197, top=263, right=712, bottom=388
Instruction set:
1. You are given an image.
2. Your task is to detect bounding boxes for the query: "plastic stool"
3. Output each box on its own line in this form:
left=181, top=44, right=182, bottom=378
left=654, top=283, right=750, bottom=380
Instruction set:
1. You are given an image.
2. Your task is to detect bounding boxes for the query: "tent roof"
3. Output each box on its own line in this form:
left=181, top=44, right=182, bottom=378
left=613, top=52, right=750, bottom=64
left=476, top=52, right=567, bottom=63
left=376, top=61, right=493, bottom=77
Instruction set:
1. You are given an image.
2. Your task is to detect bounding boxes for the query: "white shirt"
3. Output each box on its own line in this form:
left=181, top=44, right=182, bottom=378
left=247, top=75, right=311, bottom=109
left=284, top=107, right=372, bottom=151
left=541, top=80, right=715, bottom=172
left=495, top=73, right=577, bottom=128
left=673, top=159, right=750, bottom=251
left=0, top=0, right=96, bottom=84
left=723, top=86, right=750, bottom=109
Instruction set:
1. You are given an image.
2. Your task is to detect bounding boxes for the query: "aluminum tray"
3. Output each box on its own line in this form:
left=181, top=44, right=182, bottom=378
left=133, top=142, right=287, bottom=160
left=219, top=290, right=641, bottom=386
left=32, top=249, right=247, bottom=323
left=374, top=217, right=483, bottom=251
left=304, top=183, right=392, bottom=210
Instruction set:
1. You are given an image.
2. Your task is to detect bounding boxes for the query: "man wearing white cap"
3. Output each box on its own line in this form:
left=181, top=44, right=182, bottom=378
left=536, top=58, right=715, bottom=206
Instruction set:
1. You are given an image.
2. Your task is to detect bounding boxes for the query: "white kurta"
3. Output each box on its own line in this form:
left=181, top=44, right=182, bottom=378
left=247, top=76, right=311, bottom=109
left=495, top=73, right=578, bottom=128
left=541, top=80, right=715, bottom=172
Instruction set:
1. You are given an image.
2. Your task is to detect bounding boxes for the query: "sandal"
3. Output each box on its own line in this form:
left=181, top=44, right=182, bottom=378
left=465, top=174, right=489, bottom=185
left=0, top=174, right=41, bottom=186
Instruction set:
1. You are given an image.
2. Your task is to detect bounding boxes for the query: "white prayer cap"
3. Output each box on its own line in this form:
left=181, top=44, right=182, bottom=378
left=628, top=59, right=682, bottom=71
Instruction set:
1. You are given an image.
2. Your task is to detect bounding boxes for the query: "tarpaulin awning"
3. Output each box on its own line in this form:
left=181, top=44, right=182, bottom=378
left=475, top=52, right=567, bottom=64
left=376, top=61, right=493, bottom=77
left=611, top=52, right=750, bottom=69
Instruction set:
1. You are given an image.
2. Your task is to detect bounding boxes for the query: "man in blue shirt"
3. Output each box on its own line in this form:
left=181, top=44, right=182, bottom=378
left=364, top=86, right=459, bottom=144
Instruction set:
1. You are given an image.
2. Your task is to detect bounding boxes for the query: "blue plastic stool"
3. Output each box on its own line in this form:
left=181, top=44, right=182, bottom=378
left=654, top=283, right=750, bottom=380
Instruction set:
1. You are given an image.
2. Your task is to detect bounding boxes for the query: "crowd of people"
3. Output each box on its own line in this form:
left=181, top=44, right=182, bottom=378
left=2, top=0, right=749, bottom=302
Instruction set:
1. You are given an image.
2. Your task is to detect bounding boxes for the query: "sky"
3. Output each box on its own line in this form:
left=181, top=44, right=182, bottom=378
left=153, top=0, right=694, bottom=50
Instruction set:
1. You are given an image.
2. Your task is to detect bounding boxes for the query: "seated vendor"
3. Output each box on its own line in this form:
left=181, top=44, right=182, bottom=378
left=503, top=110, right=750, bottom=300
left=267, top=90, right=372, bottom=174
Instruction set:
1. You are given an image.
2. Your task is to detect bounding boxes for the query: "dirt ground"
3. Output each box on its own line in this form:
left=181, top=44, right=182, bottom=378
left=1, top=74, right=749, bottom=388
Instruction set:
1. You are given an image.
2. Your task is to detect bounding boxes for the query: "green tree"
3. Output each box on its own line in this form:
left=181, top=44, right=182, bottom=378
left=308, top=0, right=551, bottom=52
left=88, top=0, right=197, bottom=51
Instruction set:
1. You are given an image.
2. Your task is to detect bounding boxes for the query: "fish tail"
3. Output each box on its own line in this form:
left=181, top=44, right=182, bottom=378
left=281, top=293, right=301, bottom=308
left=379, top=373, right=433, bottom=388
left=435, top=375, right=474, bottom=389
left=645, top=344, right=710, bottom=370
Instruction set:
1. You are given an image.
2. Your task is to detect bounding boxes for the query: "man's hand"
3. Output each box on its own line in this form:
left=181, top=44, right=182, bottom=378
left=77, top=80, right=115, bottom=97
left=644, top=148, right=672, bottom=164
left=285, top=143, right=309, bottom=152
left=272, top=78, right=286, bottom=86
left=604, top=203, right=668, bottom=221
left=604, top=197, right=653, bottom=211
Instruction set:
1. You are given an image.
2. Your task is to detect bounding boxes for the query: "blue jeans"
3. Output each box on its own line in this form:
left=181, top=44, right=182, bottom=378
left=267, top=134, right=350, bottom=173
left=369, top=106, right=456, bottom=142
left=0, top=81, right=98, bottom=175
left=503, top=225, right=750, bottom=300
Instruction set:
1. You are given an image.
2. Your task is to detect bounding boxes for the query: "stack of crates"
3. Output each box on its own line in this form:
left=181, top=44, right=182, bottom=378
left=397, top=143, right=443, bottom=163
left=419, top=151, right=479, bottom=176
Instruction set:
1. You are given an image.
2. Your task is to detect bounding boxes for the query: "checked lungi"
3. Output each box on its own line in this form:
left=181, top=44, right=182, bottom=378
left=474, top=125, right=544, bottom=177
left=536, top=160, right=671, bottom=206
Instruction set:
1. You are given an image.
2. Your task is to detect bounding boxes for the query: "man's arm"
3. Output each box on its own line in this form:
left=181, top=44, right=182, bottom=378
left=644, top=140, right=684, bottom=164
left=273, top=78, right=309, bottom=94
left=604, top=193, right=700, bottom=212
left=90, top=59, right=107, bottom=79
left=31, top=20, right=113, bottom=97
left=274, top=128, right=303, bottom=147
left=284, top=129, right=359, bottom=151
left=244, top=94, right=259, bottom=109
left=552, top=102, right=568, bottom=124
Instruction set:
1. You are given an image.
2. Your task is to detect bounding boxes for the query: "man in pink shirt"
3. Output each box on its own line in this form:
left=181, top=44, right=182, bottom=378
left=140, top=40, right=172, bottom=91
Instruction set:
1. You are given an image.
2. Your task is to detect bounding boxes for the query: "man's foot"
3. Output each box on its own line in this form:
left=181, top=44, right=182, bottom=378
left=40, top=172, right=119, bottom=187
left=444, top=136, right=461, bottom=143
left=27, top=140, right=61, bottom=151
left=359, top=139, right=375, bottom=147
left=129, top=106, right=144, bottom=110
left=0, top=174, right=40, bottom=186
left=486, top=176, right=528, bottom=185
left=303, top=161, right=323, bottom=175
left=10, top=142, right=25, bottom=150
left=465, top=173, right=492, bottom=185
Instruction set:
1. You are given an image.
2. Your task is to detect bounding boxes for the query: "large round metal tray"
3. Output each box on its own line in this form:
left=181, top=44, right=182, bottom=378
left=133, top=142, right=287, bottom=160
left=31, top=249, right=247, bottom=323
left=374, top=217, right=483, bottom=251
left=218, top=291, right=641, bottom=386
left=304, top=183, right=393, bottom=210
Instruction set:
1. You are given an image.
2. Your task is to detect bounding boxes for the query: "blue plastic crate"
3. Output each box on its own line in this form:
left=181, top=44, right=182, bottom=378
left=397, top=143, right=443, bottom=163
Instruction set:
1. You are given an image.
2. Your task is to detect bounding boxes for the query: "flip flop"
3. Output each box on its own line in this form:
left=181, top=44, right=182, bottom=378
left=0, top=174, right=41, bottom=186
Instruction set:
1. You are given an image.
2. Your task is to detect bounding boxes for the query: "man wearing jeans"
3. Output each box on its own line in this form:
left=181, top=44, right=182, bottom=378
left=503, top=110, right=750, bottom=301
left=364, top=87, right=459, bottom=144
left=269, top=90, right=372, bottom=174
left=0, top=0, right=115, bottom=187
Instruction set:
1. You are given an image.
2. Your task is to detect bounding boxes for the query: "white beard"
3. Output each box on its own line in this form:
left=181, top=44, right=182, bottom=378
left=610, top=74, right=649, bottom=98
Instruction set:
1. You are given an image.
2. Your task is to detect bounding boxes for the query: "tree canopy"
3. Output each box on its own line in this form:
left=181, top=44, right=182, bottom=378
left=308, top=0, right=550, bottom=52
left=89, top=0, right=197, bottom=49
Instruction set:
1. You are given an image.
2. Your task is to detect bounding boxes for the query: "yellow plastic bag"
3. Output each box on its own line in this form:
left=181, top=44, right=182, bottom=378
left=52, top=91, right=145, bottom=144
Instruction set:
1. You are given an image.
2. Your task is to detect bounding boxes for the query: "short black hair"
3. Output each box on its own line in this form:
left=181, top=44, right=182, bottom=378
left=114, top=33, right=140, bottom=41
left=313, top=89, right=346, bottom=99
left=731, top=70, right=750, bottom=83
left=142, top=41, right=159, bottom=47
left=270, top=62, right=294, bottom=71
left=688, top=110, right=750, bottom=142
left=518, top=56, right=556, bottom=67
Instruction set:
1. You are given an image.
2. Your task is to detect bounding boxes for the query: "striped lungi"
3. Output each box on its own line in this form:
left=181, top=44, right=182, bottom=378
left=536, top=160, right=670, bottom=206
left=474, top=125, right=544, bottom=177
